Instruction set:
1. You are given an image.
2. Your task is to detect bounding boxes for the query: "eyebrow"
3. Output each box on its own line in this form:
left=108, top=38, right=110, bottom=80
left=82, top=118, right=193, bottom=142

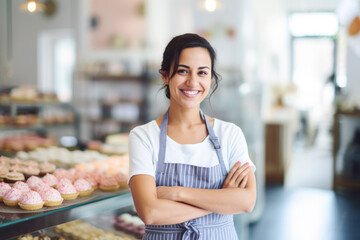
left=178, top=64, right=210, bottom=70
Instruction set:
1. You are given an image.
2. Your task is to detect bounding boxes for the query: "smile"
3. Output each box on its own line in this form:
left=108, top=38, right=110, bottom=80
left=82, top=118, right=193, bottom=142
left=181, top=90, right=200, bottom=96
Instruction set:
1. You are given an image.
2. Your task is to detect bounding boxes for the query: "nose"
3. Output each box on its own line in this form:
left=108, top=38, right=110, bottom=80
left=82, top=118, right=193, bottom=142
left=186, top=71, right=198, bottom=86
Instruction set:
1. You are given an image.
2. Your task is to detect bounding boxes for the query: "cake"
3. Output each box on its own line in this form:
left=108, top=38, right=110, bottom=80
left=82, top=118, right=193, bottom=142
left=18, top=190, right=44, bottom=210
left=0, top=182, right=11, bottom=202
left=42, top=173, right=58, bottom=188
left=13, top=181, right=30, bottom=194
left=3, top=187, right=22, bottom=206
left=4, top=171, right=25, bottom=183
left=99, top=176, right=119, bottom=192
left=73, top=178, right=93, bottom=196
left=41, top=188, right=63, bottom=207
left=57, top=183, right=78, bottom=200
left=39, top=162, right=56, bottom=176
left=26, top=176, right=43, bottom=190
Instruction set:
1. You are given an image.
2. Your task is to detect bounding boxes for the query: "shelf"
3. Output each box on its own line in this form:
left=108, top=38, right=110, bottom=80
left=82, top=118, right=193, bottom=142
left=0, top=189, right=132, bottom=239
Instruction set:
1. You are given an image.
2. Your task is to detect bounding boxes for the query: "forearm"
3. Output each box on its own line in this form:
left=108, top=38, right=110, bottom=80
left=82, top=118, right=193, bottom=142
left=175, top=170, right=256, bottom=214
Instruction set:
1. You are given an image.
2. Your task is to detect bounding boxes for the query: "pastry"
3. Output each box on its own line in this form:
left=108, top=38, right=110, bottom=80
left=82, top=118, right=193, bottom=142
left=0, top=182, right=11, bottom=202
left=57, top=183, right=78, bottom=200
left=41, top=188, right=63, bottom=207
left=53, top=168, right=67, bottom=180
left=84, top=175, right=98, bottom=190
left=33, top=182, right=51, bottom=197
left=0, top=167, right=9, bottom=181
left=13, top=181, right=30, bottom=194
left=39, top=162, right=56, bottom=176
left=3, top=187, right=22, bottom=206
left=99, top=176, right=119, bottom=191
left=42, top=173, right=58, bottom=188
left=22, top=166, right=40, bottom=179
left=4, top=171, right=25, bottom=183
left=26, top=176, right=43, bottom=190
left=73, top=178, right=93, bottom=196
left=18, top=190, right=44, bottom=210
left=114, top=172, right=128, bottom=188
left=57, top=177, right=72, bottom=189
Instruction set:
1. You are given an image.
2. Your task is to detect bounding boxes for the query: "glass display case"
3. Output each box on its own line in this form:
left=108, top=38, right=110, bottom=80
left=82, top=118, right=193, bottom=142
left=1, top=189, right=136, bottom=239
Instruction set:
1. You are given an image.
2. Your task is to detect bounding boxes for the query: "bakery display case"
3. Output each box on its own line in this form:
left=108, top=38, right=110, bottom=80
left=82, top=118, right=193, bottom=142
left=1, top=189, right=138, bottom=239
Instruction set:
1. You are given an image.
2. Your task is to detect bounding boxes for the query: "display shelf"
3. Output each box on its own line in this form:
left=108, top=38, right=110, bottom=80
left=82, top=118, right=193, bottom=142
left=0, top=189, right=132, bottom=239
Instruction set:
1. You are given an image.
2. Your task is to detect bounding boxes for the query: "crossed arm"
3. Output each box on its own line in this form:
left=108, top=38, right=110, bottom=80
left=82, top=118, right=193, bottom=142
left=129, top=162, right=256, bottom=225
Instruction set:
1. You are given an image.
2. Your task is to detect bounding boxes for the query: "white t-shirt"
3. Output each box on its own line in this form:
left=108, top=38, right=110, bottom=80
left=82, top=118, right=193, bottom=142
left=128, top=119, right=256, bottom=182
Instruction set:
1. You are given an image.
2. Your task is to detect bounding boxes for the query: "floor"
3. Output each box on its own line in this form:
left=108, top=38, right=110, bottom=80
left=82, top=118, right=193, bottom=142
left=249, top=118, right=360, bottom=240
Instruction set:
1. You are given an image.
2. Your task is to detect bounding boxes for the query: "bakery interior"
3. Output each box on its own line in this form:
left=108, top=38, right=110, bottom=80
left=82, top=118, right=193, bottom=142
left=1, top=0, right=360, bottom=239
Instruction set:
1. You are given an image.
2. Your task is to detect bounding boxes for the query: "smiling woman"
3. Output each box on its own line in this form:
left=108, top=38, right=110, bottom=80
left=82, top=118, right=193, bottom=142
left=128, top=33, right=257, bottom=239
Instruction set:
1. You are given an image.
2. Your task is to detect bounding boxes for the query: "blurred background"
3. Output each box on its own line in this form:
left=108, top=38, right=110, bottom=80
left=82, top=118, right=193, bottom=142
left=0, top=0, right=360, bottom=239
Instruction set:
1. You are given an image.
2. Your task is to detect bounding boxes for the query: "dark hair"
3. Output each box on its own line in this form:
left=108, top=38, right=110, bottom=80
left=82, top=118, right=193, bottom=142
left=159, top=33, right=221, bottom=99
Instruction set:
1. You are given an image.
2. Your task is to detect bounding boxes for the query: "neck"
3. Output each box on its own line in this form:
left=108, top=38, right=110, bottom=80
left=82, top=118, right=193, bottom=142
left=168, top=105, right=203, bottom=127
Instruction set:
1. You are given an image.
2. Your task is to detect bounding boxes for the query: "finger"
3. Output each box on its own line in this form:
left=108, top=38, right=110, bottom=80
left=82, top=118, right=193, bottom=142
left=223, top=162, right=241, bottom=186
left=239, top=175, right=248, bottom=188
left=234, top=166, right=251, bottom=186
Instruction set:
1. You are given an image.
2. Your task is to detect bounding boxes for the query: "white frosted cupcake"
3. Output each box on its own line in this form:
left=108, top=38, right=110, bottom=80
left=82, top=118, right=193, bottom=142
left=74, top=178, right=93, bottom=196
left=41, top=188, right=63, bottom=207
left=0, top=182, right=11, bottom=202
left=18, top=190, right=44, bottom=210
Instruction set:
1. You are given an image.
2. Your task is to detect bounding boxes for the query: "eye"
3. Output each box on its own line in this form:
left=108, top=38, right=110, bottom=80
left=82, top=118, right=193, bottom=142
left=177, top=69, right=188, bottom=74
left=198, top=71, right=208, bottom=76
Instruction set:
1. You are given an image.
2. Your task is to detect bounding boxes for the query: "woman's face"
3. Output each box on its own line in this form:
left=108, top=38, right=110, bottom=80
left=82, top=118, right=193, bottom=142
left=162, top=47, right=212, bottom=110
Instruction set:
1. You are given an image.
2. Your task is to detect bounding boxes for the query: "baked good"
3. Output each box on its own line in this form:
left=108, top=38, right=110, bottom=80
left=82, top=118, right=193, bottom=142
left=84, top=175, right=98, bottom=190
left=42, top=173, right=58, bottom=188
left=0, top=182, right=11, bottom=201
left=26, top=176, right=43, bottom=190
left=73, top=178, right=93, bottom=196
left=114, top=172, right=128, bottom=188
left=22, top=160, right=39, bottom=168
left=3, top=187, right=22, bottom=206
left=41, top=188, right=63, bottom=207
left=39, top=162, right=56, bottom=176
left=53, top=168, right=67, bottom=180
left=0, top=167, right=9, bottom=181
left=22, top=167, right=40, bottom=179
left=13, top=181, right=30, bottom=194
left=9, top=158, right=22, bottom=166
left=18, top=190, right=44, bottom=210
left=56, top=177, right=72, bottom=189
left=4, top=171, right=25, bottom=183
left=33, top=181, right=51, bottom=197
left=99, top=176, right=119, bottom=191
left=57, top=183, right=78, bottom=200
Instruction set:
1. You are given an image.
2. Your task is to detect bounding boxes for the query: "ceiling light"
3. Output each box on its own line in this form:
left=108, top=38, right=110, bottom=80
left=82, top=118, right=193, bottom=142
left=20, top=0, right=45, bottom=13
left=199, top=0, right=223, bottom=12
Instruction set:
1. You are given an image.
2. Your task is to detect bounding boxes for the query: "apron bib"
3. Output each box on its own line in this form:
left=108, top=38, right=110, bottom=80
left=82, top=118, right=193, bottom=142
left=144, top=109, right=238, bottom=240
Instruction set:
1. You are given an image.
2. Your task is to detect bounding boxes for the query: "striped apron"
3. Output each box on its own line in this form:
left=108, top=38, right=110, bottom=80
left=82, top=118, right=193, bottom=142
left=143, top=109, right=238, bottom=240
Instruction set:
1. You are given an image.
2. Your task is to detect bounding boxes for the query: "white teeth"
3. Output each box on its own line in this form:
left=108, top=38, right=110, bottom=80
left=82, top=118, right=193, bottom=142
left=183, top=90, right=198, bottom=95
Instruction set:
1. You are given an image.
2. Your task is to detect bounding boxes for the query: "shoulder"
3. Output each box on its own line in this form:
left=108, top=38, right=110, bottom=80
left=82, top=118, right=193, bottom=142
left=214, top=118, right=243, bottom=136
left=129, top=120, right=159, bottom=142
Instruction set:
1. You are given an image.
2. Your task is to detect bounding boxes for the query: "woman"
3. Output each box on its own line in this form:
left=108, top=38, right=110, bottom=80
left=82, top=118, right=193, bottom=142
left=128, top=33, right=256, bottom=239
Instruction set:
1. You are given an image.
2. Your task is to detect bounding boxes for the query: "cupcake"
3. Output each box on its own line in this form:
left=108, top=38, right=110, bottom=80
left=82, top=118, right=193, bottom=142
left=33, top=182, right=51, bottom=197
left=9, top=158, right=22, bottom=166
left=74, top=179, right=93, bottom=196
left=57, top=183, right=78, bottom=200
left=57, top=177, right=72, bottom=189
left=3, top=188, right=22, bottom=206
left=26, top=176, right=43, bottom=190
left=39, top=162, right=56, bottom=177
left=22, top=167, right=40, bottom=179
left=13, top=181, right=30, bottom=194
left=84, top=175, right=98, bottom=190
left=0, top=182, right=11, bottom=201
left=114, top=172, right=128, bottom=188
left=23, top=160, right=38, bottom=168
left=0, top=167, right=9, bottom=181
left=53, top=168, right=67, bottom=180
left=4, top=171, right=25, bottom=183
left=18, top=190, right=44, bottom=210
left=42, top=173, right=58, bottom=188
left=99, top=176, right=119, bottom=192
left=41, top=188, right=63, bottom=207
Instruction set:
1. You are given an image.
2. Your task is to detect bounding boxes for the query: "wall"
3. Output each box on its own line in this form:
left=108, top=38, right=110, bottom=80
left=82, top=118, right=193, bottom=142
left=0, top=0, right=77, bottom=88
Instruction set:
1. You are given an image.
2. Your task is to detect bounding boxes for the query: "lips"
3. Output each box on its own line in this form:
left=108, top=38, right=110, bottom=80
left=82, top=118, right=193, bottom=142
left=181, top=90, right=200, bottom=96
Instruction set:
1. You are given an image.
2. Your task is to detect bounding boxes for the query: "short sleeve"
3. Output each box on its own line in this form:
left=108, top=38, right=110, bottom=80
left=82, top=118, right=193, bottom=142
left=128, top=128, right=156, bottom=184
left=228, top=125, right=256, bottom=172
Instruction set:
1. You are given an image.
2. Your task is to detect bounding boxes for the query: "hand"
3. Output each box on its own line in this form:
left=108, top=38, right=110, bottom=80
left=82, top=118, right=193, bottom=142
left=222, top=162, right=251, bottom=189
left=156, top=186, right=179, bottom=201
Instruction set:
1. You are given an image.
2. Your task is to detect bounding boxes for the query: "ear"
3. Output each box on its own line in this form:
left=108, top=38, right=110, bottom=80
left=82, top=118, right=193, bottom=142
left=161, top=71, right=169, bottom=84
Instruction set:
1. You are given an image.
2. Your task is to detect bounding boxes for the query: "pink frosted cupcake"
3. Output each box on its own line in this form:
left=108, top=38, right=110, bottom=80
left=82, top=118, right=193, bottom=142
left=22, top=167, right=40, bottom=179
left=3, top=188, right=22, bottom=206
left=23, top=160, right=39, bottom=168
left=114, top=172, right=128, bottom=188
left=42, top=173, right=58, bottom=188
left=99, top=176, right=119, bottom=192
left=53, top=168, right=67, bottom=180
left=0, top=182, right=11, bottom=201
left=74, top=179, right=93, bottom=196
left=84, top=175, right=98, bottom=190
left=26, top=176, right=43, bottom=190
left=18, top=190, right=44, bottom=210
left=57, top=183, right=78, bottom=200
left=0, top=167, right=9, bottom=181
left=33, top=182, right=51, bottom=197
left=41, top=188, right=63, bottom=207
left=57, top=177, right=72, bottom=189
left=39, top=162, right=56, bottom=177
left=13, top=181, right=30, bottom=194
